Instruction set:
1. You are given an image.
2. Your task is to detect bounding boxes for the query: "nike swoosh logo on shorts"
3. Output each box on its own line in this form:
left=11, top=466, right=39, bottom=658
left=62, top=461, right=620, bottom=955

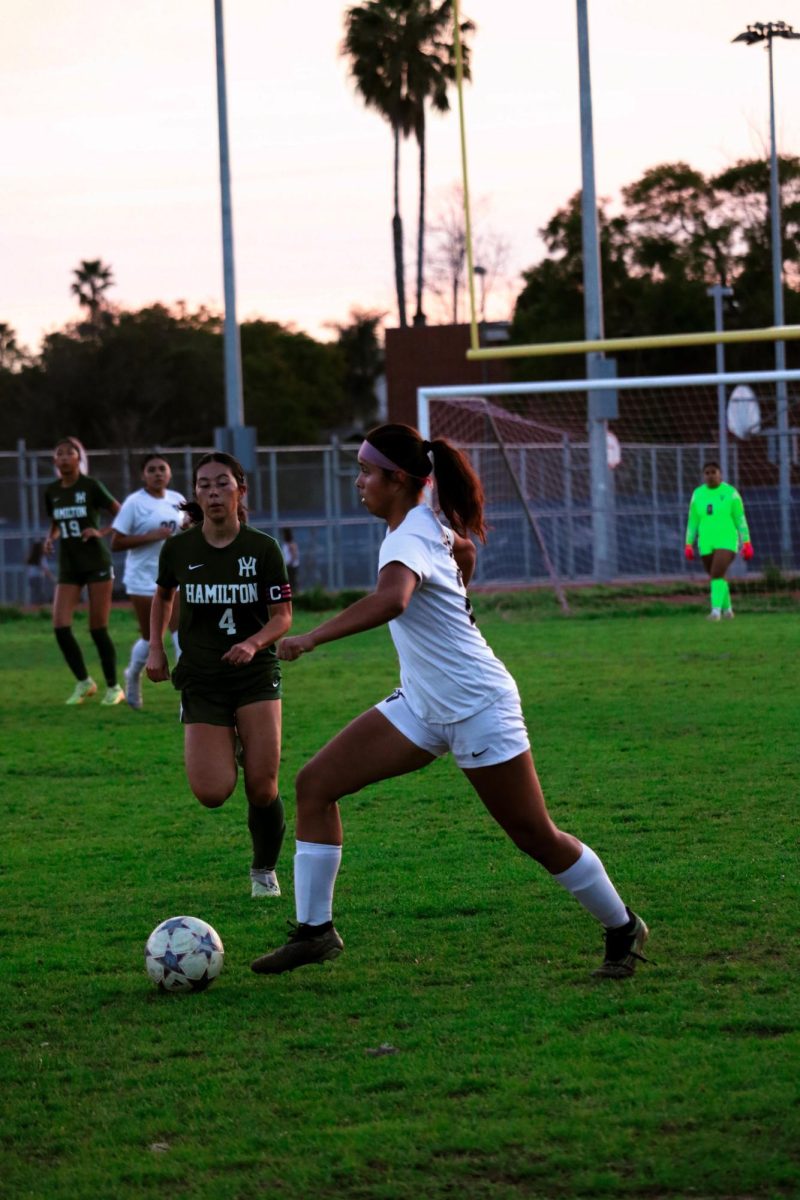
left=188, top=563, right=204, bottom=570
left=471, top=748, right=490, bottom=758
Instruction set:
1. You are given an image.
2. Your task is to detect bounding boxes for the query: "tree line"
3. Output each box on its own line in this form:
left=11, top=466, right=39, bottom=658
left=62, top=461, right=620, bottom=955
left=3, top=0, right=800, bottom=447
left=512, top=157, right=800, bottom=382
left=0, top=269, right=384, bottom=451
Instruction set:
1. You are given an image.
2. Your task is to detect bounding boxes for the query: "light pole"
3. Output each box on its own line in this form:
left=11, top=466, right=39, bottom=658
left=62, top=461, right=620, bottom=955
left=706, top=284, right=734, bottom=480
left=213, top=0, right=256, bottom=469
left=733, top=20, right=799, bottom=565
left=576, top=0, right=617, bottom=581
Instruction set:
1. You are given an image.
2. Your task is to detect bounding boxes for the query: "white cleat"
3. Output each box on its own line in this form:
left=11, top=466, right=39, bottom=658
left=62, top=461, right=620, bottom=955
left=721, top=609, right=735, bottom=620
left=250, top=869, right=281, bottom=898
left=124, top=667, right=143, bottom=709
left=707, top=608, right=722, bottom=621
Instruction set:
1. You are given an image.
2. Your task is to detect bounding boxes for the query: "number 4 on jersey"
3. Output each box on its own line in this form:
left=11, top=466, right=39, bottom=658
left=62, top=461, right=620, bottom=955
left=219, top=607, right=237, bottom=636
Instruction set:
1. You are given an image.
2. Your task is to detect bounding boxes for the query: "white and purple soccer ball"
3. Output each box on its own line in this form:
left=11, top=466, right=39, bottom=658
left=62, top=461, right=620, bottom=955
left=144, top=915, right=224, bottom=993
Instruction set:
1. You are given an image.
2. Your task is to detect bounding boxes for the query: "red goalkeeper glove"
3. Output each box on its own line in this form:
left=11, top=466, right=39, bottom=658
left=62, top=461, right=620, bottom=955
left=742, top=541, right=754, bottom=561
left=684, top=545, right=694, bottom=561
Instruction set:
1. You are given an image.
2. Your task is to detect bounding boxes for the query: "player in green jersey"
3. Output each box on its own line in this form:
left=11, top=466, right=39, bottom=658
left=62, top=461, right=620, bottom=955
left=43, top=437, right=125, bottom=706
left=684, top=461, right=753, bottom=620
left=146, top=452, right=292, bottom=899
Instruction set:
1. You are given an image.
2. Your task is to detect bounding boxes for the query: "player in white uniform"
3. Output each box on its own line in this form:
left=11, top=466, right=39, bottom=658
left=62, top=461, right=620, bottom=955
left=111, top=454, right=186, bottom=708
left=251, top=423, right=649, bottom=980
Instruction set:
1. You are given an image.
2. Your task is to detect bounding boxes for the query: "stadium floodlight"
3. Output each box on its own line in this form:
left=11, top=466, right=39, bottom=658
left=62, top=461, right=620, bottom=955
left=473, top=265, right=487, bottom=325
left=733, top=19, right=799, bottom=564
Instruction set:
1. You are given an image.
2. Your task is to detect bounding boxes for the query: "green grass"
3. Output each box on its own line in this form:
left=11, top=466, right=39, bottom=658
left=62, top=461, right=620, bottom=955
left=2, top=600, right=799, bottom=1199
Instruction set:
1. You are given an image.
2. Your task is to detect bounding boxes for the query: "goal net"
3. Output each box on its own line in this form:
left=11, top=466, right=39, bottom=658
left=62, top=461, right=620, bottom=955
left=419, top=371, right=800, bottom=593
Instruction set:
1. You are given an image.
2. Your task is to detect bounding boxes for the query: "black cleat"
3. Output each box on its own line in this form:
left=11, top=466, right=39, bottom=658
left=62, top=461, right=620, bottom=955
left=592, top=909, right=649, bottom=979
left=251, top=922, right=344, bottom=975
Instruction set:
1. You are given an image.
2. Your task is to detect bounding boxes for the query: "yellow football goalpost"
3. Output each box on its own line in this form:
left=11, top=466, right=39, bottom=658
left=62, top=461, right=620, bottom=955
left=450, top=0, right=800, bottom=362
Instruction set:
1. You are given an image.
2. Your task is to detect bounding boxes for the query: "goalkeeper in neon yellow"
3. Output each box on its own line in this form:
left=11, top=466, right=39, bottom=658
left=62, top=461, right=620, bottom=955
left=685, top=461, right=753, bottom=620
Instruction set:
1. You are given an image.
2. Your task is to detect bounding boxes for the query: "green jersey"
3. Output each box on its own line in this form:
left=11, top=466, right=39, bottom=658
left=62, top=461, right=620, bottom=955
left=44, top=474, right=116, bottom=577
left=157, top=523, right=290, bottom=681
left=685, top=482, right=750, bottom=555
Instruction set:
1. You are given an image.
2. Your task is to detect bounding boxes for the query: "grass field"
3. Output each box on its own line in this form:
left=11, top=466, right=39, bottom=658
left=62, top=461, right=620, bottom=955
left=2, top=599, right=799, bottom=1199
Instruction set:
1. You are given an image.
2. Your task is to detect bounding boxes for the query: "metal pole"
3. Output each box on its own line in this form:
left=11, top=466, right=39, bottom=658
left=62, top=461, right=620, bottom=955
left=18, top=439, right=29, bottom=607
left=576, top=0, right=615, bottom=580
left=707, top=284, right=733, bottom=480
left=214, top=0, right=244, bottom=430
left=766, top=32, right=792, bottom=565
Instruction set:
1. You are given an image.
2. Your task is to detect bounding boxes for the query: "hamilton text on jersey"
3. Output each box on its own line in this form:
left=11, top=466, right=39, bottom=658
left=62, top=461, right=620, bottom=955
left=52, top=504, right=88, bottom=520
left=184, top=581, right=291, bottom=605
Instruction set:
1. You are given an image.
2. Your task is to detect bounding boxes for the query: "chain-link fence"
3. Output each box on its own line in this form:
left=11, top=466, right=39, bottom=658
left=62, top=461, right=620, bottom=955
left=2, top=441, right=382, bottom=605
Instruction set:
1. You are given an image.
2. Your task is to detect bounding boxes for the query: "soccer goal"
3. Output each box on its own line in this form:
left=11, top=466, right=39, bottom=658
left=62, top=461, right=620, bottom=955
left=418, top=368, right=800, bottom=598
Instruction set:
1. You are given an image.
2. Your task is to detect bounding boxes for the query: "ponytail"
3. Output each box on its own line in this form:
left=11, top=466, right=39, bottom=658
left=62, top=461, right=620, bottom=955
left=428, top=439, right=488, bottom=543
left=180, top=500, right=204, bottom=526
left=364, top=423, right=487, bottom=543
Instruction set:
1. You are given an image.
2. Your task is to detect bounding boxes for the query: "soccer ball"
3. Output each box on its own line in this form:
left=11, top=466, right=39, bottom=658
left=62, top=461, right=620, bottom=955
left=144, top=915, right=224, bottom=993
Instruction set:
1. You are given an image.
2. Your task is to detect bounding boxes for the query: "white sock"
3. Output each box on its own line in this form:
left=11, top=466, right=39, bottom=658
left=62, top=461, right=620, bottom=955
left=128, top=638, right=150, bottom=677
left=294, top=840, right=342, bottom=925
left=171, top=630, right=181, bottom=660
left=553, top=843, right=629, bottom=928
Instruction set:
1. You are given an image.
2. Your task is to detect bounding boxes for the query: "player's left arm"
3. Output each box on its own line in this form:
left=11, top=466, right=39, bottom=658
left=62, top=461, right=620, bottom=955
left=82, top=482, right=121, bottom=542
left=222, top=602, right=293, bottom=666
left=731, top=490, right=753, bottom=556
left=731, top=490, right=750, bottom=539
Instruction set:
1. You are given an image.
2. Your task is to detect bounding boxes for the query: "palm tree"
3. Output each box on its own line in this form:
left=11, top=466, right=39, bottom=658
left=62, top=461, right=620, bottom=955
left=70, top=259, right=115, bottom=329
left=404, top=1, right=473, bottom=326
left=342, top=3, right=473, bottom=330
left=343, top=3, right=415, bottom=328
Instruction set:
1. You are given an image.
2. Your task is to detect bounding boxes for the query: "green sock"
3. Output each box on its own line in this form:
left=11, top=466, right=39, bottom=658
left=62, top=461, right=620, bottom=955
left=248, top=795, right=286, bottom=871
left=720, top=580, right=731, bottom=610
left=710, top=579, right=726, bottom=610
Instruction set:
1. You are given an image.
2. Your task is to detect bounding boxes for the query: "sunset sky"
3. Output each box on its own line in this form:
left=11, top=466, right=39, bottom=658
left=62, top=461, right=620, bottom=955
left=2, top=1, right=800, bottom=352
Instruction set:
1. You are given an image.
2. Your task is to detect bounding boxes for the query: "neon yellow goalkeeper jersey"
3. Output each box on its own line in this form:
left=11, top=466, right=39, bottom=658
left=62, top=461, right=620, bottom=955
left=685, top=482, right=750, bottom=555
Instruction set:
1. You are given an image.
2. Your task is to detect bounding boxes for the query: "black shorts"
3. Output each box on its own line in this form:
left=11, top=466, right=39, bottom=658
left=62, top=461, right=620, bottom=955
left=57, top=565, right=115, bottom=587
left=172, top=659, right=282, bottom=727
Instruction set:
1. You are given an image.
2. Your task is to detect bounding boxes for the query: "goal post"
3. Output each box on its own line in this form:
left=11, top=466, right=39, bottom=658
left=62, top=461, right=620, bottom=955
left=418, top=368, right=800, bottom=595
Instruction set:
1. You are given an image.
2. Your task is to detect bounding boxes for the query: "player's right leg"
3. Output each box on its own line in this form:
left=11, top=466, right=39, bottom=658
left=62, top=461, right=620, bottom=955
left=251, top=707, right=435, bottom=975
left=184, top=723, right=238, bottom=807
left=124, top=595, right=153, bottom=708
left=52, top=583, right=96, bottom=703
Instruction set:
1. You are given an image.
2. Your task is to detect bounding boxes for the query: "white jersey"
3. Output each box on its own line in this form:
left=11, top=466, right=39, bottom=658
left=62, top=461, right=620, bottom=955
left=112, top=488, right=186, bottom=595
left=378, top=504, right=515, bottom=723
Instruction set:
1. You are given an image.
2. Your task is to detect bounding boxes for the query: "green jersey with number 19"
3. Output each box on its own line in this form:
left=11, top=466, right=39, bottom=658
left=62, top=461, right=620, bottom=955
left=44, top=474, right=116, bottom=576
left=157, top=524, right=290, bottom=680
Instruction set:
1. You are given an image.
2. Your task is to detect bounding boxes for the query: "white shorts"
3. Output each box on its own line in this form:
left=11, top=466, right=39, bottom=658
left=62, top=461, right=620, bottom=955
left=375, top=687, right=530, bottom=769
left=123, top=570, right=157, bottom=597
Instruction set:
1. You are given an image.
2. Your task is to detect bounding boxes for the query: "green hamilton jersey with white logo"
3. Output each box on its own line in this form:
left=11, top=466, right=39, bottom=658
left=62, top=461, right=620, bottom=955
left=44, top=474, right=116, bottom=576
left=157, top=523, right=290, bottom=680
left=685, top=482, right=750, bottom=555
